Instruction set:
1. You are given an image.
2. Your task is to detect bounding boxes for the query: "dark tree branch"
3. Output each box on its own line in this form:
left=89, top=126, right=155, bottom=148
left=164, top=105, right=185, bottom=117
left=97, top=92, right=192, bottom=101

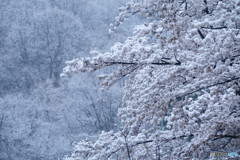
left=203, top=0, right=209, bottom=14
left=222, top=138, right=232, bottom=149
left=197, top=29, right=205, bottom=39
left=182, top=77, right=240, bottom=97
left=201, top=26, right=227, bottom=30
left=213, top=135, right=240, bottom=141
left=134, top=140, right=153, bottom=146
left=104, top=60, right=181, bottom=66
left=179, top=0, right=186, bottom=6
left=106, top=139, right=153, bottom=159
left=100, top=65, right=139, bottom=87
left=107, top=146, right=124, bottom=158
left=121, top=65, right=139, bottom=77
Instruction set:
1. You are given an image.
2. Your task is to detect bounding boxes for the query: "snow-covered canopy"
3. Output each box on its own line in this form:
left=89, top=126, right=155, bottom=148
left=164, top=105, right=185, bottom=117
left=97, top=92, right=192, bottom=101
left=63, top=0, right=240, bottom=159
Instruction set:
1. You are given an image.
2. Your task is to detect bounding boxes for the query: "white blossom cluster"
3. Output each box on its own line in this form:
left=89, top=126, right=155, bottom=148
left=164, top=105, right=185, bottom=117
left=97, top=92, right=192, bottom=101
left=63, top=0, right=240, bottom=159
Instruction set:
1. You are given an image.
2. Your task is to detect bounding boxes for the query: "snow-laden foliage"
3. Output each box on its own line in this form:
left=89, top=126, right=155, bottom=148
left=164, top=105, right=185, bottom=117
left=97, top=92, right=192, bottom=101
left=63, top=0, right=240, bottom=159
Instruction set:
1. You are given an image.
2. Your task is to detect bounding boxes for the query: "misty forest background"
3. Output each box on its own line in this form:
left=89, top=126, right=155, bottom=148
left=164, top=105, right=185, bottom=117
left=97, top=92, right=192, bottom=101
left=0, top=0, right=140, bottom=159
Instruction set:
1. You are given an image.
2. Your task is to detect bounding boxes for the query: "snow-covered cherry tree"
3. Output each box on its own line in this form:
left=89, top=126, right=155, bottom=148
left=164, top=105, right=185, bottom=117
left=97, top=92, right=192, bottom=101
left=62, top=0, right=240, bottom=159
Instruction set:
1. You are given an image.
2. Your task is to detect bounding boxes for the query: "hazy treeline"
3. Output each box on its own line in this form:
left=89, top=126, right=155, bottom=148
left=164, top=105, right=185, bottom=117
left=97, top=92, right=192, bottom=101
left=0, top=0, right=138, bottom=159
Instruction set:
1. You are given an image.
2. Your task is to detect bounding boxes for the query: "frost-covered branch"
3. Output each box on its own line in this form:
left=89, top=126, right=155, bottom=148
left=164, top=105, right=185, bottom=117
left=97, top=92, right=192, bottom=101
left=102, top=60, right=181, bottom=66
left=182, top=76, right=240, bottom=97
left=213, top=135, right=240, bottom=140
left=201, top=26, right=228, bottom=30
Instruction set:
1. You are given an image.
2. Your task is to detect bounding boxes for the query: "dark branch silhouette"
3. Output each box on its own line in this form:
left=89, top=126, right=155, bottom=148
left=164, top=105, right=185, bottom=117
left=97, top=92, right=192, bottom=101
left=213, top=135, right=240, bottom=140
left=182, top=77, right=240, bottom=98
left=197, top=29, right=205, bottom=39
left=103, top=60, right=181, bottom=66
left=201, top=26, right=227, bottom=30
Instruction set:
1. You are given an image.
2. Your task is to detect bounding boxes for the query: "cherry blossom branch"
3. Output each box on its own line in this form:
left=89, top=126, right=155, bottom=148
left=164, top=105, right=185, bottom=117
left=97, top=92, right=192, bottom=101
left=201, top=26, right=227, bottom=30
left=102, top=56, right=181, bottom=66
left=103, top=61, right=181, bottom=66
left=105, top=133, right=240, bottom=159
left=106, top=140, right=154, bottom=159
left=106, top=147, right=123, bottom=158
left=213, top=134, right=240, bottom=140
left=182, top=76, right=240, bottom=97
left=106, top=134, right=193, bottom=158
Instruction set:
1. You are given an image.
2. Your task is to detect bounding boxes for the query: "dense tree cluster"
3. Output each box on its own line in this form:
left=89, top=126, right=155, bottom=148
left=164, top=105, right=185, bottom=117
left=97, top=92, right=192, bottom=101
left=0, top=0, right=131, bottom=96
left=0, top=0, right=81, bottom=94
left=0, top=74, right=121, bottom=159
left=63, top=0, right=240, bottom=159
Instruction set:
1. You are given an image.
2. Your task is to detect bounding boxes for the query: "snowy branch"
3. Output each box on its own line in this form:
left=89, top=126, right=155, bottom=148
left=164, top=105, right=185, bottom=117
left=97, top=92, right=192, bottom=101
left=213, top=135, right=240, bottom=140
left=182, top=77, right=240, bottom=98
left=103, top=60, right=181, bottom=66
